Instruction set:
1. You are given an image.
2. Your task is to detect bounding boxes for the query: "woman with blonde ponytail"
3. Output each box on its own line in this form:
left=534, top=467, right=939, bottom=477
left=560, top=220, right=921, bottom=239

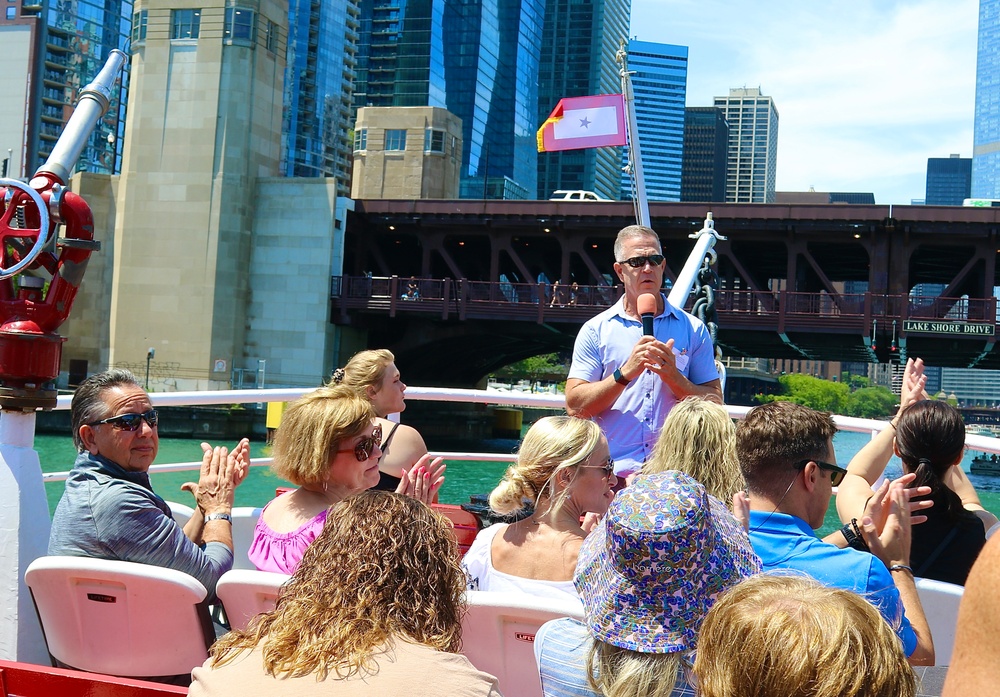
left=462, top=416, right=614, bottom=601
left=330, top=349, right=445, bottom=503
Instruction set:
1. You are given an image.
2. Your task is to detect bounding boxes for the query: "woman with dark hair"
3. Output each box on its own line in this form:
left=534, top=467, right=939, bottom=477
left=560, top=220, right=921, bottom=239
left=193, top=491, right=501, bottom=696
left=837, top=358, right=998, bottom=585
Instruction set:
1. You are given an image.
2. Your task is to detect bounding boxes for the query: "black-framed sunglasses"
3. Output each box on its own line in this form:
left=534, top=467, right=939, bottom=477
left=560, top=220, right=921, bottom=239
left=581, top=455, right=616, bottom=479
left=619, top=254, right=665, bottom=268
left=794, top=458, right=847, bottom=486
left=337, top=424, right=383, bottom=462
left=88, top=409, right=159, bottom=432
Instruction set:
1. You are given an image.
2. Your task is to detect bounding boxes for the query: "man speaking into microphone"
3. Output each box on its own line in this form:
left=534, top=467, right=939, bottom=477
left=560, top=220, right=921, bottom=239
left=565, top=224, right=722, bottom=480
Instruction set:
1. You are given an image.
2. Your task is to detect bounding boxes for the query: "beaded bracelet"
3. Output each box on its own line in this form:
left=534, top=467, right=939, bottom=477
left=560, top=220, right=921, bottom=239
left=840, top=518, right=869, bottom=552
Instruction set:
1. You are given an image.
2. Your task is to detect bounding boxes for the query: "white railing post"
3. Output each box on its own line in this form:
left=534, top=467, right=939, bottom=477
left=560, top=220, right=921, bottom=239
left=0, top=410, right=51, bottom=663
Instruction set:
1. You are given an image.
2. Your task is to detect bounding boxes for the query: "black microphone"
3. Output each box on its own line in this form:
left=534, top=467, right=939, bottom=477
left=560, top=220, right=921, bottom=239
left=637, top=293, right=657, bottom=336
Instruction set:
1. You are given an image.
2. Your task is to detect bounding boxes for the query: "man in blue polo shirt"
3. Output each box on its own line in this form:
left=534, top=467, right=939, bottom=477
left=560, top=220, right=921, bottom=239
left=565, top=225, right=722, bottom=478
left=736, top=400, right=935, bottom=666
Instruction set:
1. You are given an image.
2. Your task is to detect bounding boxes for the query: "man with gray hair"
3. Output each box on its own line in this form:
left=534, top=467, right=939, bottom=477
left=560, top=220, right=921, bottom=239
left=49, top=369, right=249, bottom=596
left=566, top=225, right=722, bottom=479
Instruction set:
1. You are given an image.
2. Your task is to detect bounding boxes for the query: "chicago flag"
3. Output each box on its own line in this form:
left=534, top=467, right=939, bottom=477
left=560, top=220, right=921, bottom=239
left=536, top=94, right=627, bottom=152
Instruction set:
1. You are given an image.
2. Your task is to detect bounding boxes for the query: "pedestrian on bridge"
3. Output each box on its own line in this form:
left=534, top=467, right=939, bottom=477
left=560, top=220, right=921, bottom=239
left=565, top=225, right=722, bottom=481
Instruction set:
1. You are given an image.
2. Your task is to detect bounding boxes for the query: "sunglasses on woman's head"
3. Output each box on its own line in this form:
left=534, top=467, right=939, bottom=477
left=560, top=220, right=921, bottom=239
left=337, top=425, right=383, bottom=461
left=87, top=409, right=159, bottom=431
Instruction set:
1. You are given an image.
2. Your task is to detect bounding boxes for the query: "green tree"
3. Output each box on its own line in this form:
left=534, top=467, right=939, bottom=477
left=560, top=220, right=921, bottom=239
left=844, top=386, right=897, bottom=418
left=843, top=373, right=871, bottom=391
left=755, top=374, right=849, bottom=413
left=494, top=353, right=567, bottom=392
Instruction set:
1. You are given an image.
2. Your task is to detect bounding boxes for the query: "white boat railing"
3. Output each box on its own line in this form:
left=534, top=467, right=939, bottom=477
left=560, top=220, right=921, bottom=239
left=41, top=386, right=1000, bottom=483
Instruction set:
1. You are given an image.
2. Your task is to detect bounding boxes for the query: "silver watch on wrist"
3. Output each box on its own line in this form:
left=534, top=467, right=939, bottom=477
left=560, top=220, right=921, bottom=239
left=204, top=512, right=233, bottom=524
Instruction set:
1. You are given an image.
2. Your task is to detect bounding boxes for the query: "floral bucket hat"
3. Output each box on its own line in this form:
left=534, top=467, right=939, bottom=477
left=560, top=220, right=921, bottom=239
left=575, top=470, right=761, bottom=653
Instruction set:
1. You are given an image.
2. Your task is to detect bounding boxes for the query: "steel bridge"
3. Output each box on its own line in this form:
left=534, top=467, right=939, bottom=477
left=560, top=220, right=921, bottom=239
left=334, top=199, right=1000, bottom=383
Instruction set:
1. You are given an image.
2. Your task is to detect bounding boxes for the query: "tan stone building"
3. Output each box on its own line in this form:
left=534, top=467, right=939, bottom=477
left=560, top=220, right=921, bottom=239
left=351, top=106, right=462, bottom=199
left=59, top=0, right=363, bottom=390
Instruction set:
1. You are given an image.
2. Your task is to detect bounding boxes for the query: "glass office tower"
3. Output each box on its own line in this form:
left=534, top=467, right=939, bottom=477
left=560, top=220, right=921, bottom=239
left=354, top=0, right=541, bottom=199
left=681, top=107, right=728, bottom=203
left=621, top=40, right=686, bottom=203
left=713, top=87, right=778, bottom=203
left=536, top=0, right=630, bottom=201
left=974, top=0, right=1000, bottom=198
left=282, top=0, right=360, bottom=198
left=0, top=0, right=133, bottom=176
left=926, top=155, right=971, bottom=206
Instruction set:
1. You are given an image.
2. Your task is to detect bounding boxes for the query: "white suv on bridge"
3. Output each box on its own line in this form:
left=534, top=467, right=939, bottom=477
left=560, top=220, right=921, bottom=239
left=549, top=190, right=608, bottom=201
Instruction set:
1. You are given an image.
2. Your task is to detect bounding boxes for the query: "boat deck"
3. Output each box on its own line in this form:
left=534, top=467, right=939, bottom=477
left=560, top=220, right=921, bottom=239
left=915, top=665, right=949, bottom=696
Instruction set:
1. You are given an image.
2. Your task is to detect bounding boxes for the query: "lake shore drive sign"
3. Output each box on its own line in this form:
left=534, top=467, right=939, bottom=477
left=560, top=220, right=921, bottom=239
left=902, top=320, right=996, bottom=337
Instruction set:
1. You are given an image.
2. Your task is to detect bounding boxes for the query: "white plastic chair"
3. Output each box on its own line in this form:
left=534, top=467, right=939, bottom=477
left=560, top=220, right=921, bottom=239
left=166, top=500, right=194, bottom=528
left=24, top=556, right=212, bottom=679
left=230, top=507, right=262, bottom=571
left=914, top=576, right=964, bottom=666
left=462, top=590, right=585, bottom=697
left=164, top=502, right=259, bottom=570
left=215, top=569, right=290, bottom=631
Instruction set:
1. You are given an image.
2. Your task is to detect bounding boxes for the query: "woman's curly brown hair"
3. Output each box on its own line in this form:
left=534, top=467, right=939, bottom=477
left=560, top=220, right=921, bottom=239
left=210, top=491, right=466, bottom=680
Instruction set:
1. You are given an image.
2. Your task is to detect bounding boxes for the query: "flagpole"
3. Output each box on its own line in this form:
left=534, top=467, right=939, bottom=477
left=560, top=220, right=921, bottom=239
left=617, top=40, right=649, bottom=227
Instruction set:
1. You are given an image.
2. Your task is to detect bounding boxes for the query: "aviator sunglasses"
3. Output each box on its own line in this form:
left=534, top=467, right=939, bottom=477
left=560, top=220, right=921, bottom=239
left=337, top=424, right=383, bottom=462
left=581, top=455, right=615, bottom=479
left=88, top=409, right=159, bottom=431
left=793, top=458, right=848, bottom=486
left=618, top=254, right=665, bottom=268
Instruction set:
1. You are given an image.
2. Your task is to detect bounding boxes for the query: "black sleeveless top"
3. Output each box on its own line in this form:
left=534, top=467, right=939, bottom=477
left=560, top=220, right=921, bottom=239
left=910, top=506, right=986, bottom=585
left=373, top=421, right=403, bottom=492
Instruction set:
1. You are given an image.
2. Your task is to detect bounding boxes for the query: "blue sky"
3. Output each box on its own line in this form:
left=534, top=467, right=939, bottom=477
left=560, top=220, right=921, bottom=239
left=630, top=0, right=979, bottom=205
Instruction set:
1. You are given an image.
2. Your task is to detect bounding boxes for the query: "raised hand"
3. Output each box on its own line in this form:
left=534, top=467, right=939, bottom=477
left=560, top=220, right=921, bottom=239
left=194, top=444, right=236, bottom=516
left=863, top=474, right=933, bottom=533
left=900, top=357, right=929, bottom=409
left=862, top=480, right=912, bottom=569
left=395, top=453, right=446, bottom=504
left=228, top=438, right=251, bottom=487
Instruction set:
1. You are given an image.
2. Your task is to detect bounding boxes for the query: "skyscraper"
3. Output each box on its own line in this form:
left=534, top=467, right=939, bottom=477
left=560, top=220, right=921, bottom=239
left=974, top=0, right=1000, bottom=197
left=681, top=106, right=728, bottom=203
left=621, top=40, right=686, bottom=203
left=0, top=0, right=132, bottom=178
left=353, top=0, right=542, bottom=199
left=536, top=0, right=630, bottom=201
left=281, top=0, right=360, bottom=198
left=926, top=154, right=971, bottom=205
left=713, top=87, right=779, bottom=203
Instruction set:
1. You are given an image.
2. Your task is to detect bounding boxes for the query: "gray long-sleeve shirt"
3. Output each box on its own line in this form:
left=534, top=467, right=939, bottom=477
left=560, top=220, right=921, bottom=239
left=48, top=451, right=233, bottom=596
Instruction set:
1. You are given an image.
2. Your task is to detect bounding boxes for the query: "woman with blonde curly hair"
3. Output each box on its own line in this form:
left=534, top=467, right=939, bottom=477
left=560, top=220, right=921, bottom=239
left=643, top=396, right=743, bottom=501
left=248, top=385, right=392, bottom=574
left=192, top=491, right=501, bottom=696
left=330, top=349, right=445, bottom=499
left=694, top=574, right=916, bottom=697
left=462, top=416, right=615, bottom=601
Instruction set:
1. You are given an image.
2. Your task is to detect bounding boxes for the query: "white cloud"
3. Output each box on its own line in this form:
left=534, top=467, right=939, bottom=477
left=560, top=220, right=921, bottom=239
left=630, top=0, right=979, bottom=203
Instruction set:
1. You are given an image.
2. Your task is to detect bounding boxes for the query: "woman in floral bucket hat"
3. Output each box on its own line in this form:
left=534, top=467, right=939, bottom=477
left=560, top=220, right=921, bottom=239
left=533, top=470, right=761, bottom=697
